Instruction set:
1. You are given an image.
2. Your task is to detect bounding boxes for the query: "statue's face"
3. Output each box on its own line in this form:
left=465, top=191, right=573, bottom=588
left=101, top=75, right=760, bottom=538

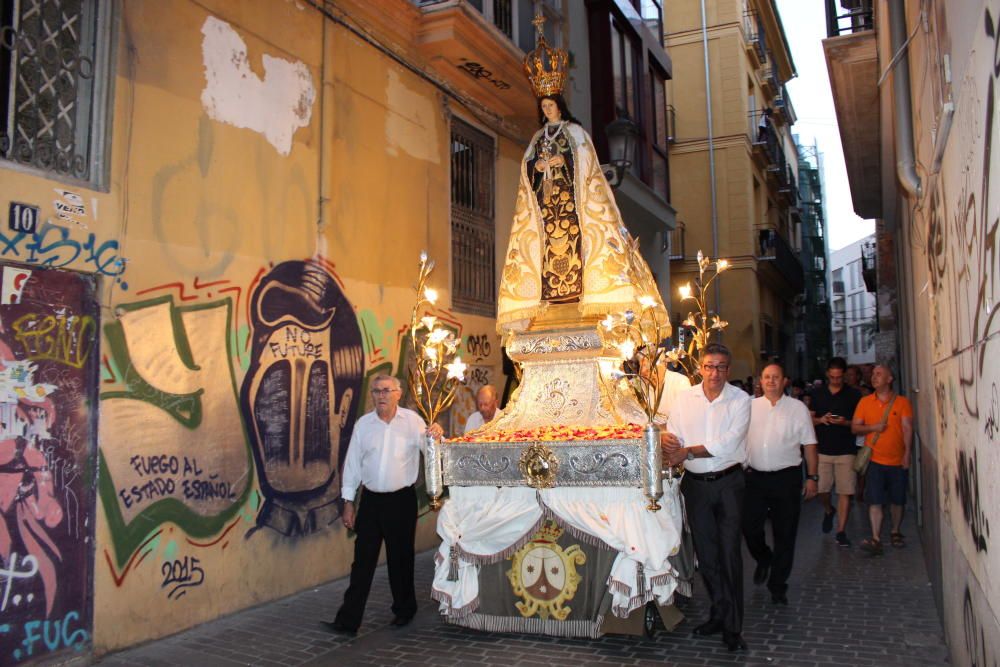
left=541, top=98, right=562, bottom=123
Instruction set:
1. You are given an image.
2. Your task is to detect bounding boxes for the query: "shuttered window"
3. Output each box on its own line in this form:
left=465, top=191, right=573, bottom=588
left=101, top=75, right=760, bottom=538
left=450, top=118, right=496, bottom=316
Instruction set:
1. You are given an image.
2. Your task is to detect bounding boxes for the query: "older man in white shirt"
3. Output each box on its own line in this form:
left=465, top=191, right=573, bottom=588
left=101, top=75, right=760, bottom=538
left=742, top=361, right=818, bottom=606
left=463, top=384, right=503, bottom=434
left=662, top=343, right=751, bottom=652
left=325, top=374, right=442, bottom=636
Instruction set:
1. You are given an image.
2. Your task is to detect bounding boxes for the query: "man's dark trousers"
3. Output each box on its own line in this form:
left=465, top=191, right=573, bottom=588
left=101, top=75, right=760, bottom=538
left=741, top=466, right=802, bottom=597
left=681, top=468, right=745, bottom=634
left=334, top=486, right=418, bottom=630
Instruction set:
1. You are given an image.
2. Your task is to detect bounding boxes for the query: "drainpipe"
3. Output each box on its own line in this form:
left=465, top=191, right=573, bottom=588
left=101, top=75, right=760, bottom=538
left=699, top=0, right=721, bottom=312
left=888, top=0, right=922, bottom=199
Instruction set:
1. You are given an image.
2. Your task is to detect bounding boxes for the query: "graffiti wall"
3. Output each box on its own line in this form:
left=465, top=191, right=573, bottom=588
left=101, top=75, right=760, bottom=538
left=0, top=0, right=517, bottom=656
left=919, top=1, right=1000, bottom=660
left=0, top=262, right=99, bottom=663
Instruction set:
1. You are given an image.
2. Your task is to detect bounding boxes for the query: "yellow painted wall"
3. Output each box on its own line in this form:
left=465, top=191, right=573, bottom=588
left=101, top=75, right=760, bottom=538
left=665, top=0, right=800, bottom=381
left=0, top=0, right=519, bottom=656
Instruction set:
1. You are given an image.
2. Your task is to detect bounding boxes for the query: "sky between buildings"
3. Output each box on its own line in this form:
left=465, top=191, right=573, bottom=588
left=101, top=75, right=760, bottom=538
left=775, top=0, right=876, bottom=251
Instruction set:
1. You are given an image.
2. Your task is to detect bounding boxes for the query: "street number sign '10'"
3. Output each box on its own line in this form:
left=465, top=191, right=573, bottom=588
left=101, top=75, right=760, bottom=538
left=8, top=201, right=39, bottom=234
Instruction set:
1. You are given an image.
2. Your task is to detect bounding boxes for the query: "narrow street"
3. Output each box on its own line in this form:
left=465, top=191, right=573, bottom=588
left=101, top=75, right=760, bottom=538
left=97, top=501, right=949, bottom=666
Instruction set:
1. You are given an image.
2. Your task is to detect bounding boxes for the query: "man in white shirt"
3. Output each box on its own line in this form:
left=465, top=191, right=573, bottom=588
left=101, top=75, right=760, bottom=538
left=742, top=361, right=818, bottom=606
left=662, top=344, right=751, bottom=652
left=463, top=384, right=503, bottom=434
left=325, top=374, right=442, bottom=635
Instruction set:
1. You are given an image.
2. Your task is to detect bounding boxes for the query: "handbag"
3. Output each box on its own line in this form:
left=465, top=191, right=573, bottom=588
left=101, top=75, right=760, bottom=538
left=853, top=394, right=897, bottom=475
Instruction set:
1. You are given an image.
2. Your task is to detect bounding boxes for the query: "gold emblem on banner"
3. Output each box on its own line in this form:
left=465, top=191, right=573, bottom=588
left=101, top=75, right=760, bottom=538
left=519, top=443, right=559, bottom=488
left=507, top=520, right=586, bottom=620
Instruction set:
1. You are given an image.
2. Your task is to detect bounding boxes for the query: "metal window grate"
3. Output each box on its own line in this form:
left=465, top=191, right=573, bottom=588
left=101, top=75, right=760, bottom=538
left=1, top=0, right=110, bottom=184
left=450, top=119, right=496, bottom=316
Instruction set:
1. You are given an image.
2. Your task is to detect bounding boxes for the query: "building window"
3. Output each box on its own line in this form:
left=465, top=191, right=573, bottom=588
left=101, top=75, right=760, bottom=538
left=609, top=17, right=638, bottom=121
left=450, top=118, right=496, bottom=316
left=648, top=64, right=669, bottom=200
left=1, top=0, right=114, bottom=189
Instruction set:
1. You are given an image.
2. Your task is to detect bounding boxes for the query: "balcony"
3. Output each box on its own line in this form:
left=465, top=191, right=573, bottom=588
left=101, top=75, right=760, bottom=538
left=825, top=0, right=874, bottom=37
left=757, top=228, right=805, bottom=295
left=823, top=2, right=881, bottom=218
left=741, top=7, right=767, bottom=67
left=668, top=220, right=685, bottom=260
left=773, top=84, right=797, bottom=124
left=760, top=58, right=779, bottom=96
left=749, top=109, right=781, bottom=169
left=861, top=239, right=877, bottom=292
left=777, top=162, right=798, bottom=206
left=414, top=0, right=539, bottom=138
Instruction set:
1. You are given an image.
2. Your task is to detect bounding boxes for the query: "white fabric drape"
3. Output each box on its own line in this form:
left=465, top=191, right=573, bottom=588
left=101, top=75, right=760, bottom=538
left=431, top=483, right=684, bottom=619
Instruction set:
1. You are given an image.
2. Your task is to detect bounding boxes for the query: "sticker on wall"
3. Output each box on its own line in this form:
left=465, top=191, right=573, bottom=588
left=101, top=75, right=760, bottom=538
left=1, top=266, right=32, bottom=304
left=52, top=189, right=88, bottom=228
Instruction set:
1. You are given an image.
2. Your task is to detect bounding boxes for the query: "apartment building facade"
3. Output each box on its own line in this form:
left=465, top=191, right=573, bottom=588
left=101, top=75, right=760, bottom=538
left=664, top=0, right=805, bottom=380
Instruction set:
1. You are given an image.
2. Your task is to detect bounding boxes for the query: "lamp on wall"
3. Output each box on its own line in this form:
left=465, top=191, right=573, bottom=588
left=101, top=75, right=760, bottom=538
left=603, top=112, right=639, bottom=189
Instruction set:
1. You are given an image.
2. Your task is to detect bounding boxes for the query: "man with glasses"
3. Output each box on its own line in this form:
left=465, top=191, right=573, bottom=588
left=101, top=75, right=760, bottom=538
left=325, top=375, right=442, bottom=635
left=661, top=343, right=751, bottom=652
left=809, top=357, right=862, bottom=547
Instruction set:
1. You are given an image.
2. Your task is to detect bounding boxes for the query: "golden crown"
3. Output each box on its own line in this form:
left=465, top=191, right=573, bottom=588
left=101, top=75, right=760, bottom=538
left=523, top=14, right=568, bottom=98
left=532, top=519, right=565, bottom=544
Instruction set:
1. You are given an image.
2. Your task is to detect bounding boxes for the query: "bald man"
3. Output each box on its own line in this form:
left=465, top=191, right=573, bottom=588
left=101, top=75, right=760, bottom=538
left=464, top=385, right=503, bottom=434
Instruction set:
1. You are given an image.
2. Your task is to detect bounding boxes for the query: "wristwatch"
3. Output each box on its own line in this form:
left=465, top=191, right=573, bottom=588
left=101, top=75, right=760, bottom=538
left=686, top=449, right=695, bottom=461
left=806, top=474, right=819, bottom=481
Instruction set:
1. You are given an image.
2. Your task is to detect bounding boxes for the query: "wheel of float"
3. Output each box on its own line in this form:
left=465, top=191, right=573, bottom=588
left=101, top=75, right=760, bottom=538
left=643, top=601, right=657, bottom=638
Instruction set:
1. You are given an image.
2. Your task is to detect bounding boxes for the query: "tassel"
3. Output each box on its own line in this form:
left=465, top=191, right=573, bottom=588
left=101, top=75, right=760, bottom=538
left=636, top=563, right=646, bottom=597
left=448, top=545, right=459, bottom=582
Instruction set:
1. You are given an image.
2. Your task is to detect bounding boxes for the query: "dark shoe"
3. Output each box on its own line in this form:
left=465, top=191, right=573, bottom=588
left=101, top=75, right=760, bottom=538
left=321, top=620, right=357, bottom=636
left=723, top=631, right=748, bottom=652
left=692, top=619, right=724, bottom=636
left=891, top=531, right=906, bottom=548
left=753, top=561, right=770, bottom=585
left=822, top=510, right=835, bottom=533
left=860, top=538, right=884, bottom=556
left=390, top=615, right=413, bottom=627
left=771, top=592, right=788, bottom=605
left=836, top=531, right=851, bottom=547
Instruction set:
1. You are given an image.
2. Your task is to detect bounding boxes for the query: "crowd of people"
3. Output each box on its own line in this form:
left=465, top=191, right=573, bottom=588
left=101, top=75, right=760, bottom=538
left=661, top=351, right=913, bottom=651
left=321, top=351, right=914, bottom=654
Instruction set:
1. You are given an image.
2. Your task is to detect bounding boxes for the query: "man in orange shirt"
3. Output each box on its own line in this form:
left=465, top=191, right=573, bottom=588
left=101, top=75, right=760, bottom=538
left=852, top=364, right=913, bottom=555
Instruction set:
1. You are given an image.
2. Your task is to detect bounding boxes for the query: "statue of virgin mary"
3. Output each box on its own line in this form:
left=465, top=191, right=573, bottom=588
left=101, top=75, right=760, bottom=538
left=497, top=22, right=665, bottom=333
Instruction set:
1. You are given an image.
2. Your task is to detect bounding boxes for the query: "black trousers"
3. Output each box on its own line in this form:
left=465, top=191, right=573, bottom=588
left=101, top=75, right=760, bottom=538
left=741, top=466, right=803, bottom=596
left=682, top=468, right=745, bottom=634
left=335, top=485, right=418, bottom=630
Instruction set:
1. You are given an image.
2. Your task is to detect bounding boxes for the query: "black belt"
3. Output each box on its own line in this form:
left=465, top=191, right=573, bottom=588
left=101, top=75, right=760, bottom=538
left=746, top=465, right=800, bottom=475
left=685, top=463, right=742, bottom=482
left=361, top=484, right=415, bottom=497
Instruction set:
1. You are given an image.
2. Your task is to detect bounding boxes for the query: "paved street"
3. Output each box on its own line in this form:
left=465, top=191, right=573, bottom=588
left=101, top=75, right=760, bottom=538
left=97, top=501, right=949, bottom=666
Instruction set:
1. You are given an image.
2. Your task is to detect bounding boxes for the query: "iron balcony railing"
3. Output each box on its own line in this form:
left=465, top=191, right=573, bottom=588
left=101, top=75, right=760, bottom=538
left=825, top=0, right=874, bottom=38
left=861, top=239, right=877, bottom=293
left=668, top=221, right=685, bottom=260
left=742, top=7, right=767, bottom=64
left=758, top=228, right=805, bottom=294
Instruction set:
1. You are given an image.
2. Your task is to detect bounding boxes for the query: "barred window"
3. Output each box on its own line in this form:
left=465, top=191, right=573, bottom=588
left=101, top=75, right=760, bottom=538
left=450, top=118, right=495, bottom=317
left=1, top=0, right=115, bottom=188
